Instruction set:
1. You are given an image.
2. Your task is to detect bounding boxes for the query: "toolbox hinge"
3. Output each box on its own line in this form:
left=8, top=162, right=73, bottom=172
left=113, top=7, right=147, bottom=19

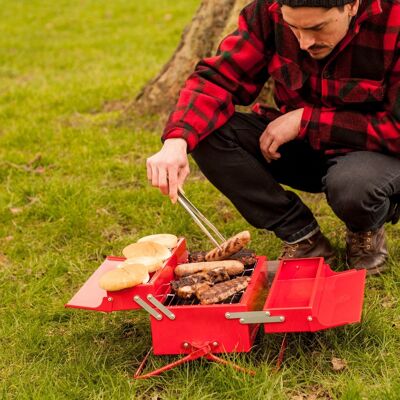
left=225, top=311, right=285, bottom=324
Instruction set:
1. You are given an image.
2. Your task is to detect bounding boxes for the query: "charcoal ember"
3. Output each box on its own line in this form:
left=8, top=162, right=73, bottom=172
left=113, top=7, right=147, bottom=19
left=189, top=248, right=256, bottom=266
left=197, top=276, right=251, bottom=305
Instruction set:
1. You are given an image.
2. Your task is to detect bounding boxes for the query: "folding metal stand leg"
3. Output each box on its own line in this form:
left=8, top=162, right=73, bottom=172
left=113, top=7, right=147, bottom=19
left=275, top=334, right=288, bottom=371
left=205, top=353, right=256, bottom=376
left=134, top=344, right=256, bottom=379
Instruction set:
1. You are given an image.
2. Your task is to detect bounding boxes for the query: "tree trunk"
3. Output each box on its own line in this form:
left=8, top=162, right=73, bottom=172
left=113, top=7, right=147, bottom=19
left=134, top=0, right=274, bottom=118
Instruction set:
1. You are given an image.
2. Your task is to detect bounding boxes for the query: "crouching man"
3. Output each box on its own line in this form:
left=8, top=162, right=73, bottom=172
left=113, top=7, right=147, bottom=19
left=147, top=0, right=400, bottom=275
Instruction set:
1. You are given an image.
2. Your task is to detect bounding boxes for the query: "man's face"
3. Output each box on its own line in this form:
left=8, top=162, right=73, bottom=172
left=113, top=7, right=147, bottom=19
left=281, top=2, right=359, bottom=60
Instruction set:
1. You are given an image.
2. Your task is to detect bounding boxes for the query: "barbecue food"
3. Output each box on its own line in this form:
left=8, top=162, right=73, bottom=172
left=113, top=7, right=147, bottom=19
left=190, top=248, right=257, bottom=266
left=172, top=268, right=230, bottom=299
left=171, top=268, right=230, bottom=292
left=205, top=231, right=251, bottom=261
left=177, top=282, right=211, bottom=299
left=99, top=264, right=149, bottom=291
left=197, top=276, right=251, bottom=305
left=171, top=272, right=209, bottom=292
left=122, top=241, right=171, bottom=261
left=175, top=260, right=244, bottom=277
left=119, top=256, right=163, bottom=273
left=137, top=233, right=178, bottom=249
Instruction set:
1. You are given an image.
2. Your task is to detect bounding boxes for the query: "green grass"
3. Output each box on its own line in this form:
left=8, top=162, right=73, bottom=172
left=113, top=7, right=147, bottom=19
left=1, top=1, right=400, bottom=399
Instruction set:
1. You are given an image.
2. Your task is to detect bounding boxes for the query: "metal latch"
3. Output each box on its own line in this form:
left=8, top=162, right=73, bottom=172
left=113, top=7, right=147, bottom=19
left=225, top=311, right=285, bottom=324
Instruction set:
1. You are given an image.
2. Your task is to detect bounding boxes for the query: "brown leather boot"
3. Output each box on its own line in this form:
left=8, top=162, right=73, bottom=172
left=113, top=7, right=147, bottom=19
left=279, top=230, right=336, bottom=265
left=346, top=226, right=388, bottom=275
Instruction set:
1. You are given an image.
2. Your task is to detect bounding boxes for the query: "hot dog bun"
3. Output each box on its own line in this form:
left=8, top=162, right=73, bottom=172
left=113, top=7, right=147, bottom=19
left=122, top=241, right=171, bottom=261
left=137, top=233, right=178, bottom=249
left=99, top=263, right=149, bottom=291
left=119, top=256, right=163, bottom=273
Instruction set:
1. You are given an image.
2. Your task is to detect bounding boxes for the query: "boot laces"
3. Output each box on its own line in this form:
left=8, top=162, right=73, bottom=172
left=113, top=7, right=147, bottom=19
left=279, top=242, right=299, bottom=259
left=349, top=231, right=373, bottom=251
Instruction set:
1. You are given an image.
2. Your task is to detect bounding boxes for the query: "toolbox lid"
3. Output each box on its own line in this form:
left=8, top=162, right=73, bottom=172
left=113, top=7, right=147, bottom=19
left=66, top=257, right=124, bottom=312
left=316, top=268, right=366, bottom=329
left=263, top=258, right=366, bottom=333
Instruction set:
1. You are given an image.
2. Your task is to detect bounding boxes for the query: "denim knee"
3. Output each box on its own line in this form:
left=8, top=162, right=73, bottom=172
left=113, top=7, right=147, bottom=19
left=324, top=167, right=390, bottom=231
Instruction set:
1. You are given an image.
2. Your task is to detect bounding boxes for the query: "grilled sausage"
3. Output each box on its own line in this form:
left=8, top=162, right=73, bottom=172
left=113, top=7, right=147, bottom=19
left=205, top=231, right=251, bottom=261
left=190, top=248, right=257, bottom=266
left=174, top=260, right=244, bottom=277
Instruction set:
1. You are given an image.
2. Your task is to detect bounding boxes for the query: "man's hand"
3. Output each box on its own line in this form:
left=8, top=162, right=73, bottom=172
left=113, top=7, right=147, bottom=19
left=146, top=138, right=190, bottom=204
left=260, top=108, right=304, bottom=162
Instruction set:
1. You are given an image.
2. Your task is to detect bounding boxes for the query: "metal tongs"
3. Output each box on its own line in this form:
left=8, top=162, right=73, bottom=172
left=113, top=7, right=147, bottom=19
left=177, top=189, right=226, bottom=249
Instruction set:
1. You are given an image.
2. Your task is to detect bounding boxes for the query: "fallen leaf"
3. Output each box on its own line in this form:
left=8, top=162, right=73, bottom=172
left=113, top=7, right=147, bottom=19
left=10, top=207, right=23, bottom=215
left=382, top=296, right=395, bottom=309
left=4, top=236, right=13, bottom=242
left=291, top=394, right=317, bottom=400
left=96, top=208, right=111, bottom=216
left=163, top=13, right=172, bottom=21
left=27, top=154, right=42, bottom=167
left=331, top=357, right=347, bottom=371
left=291, top=387, right=332, bottom=400
left=27, top=196, right=39, bottom=205
left=34, top=166, right=46, bottom=174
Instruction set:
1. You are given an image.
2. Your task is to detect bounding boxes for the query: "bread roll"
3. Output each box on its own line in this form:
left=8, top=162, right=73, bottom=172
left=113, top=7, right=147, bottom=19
left=99, top=263, right=149, bottom=291
left=120, top=256, right=163, bottom=273
left=137, top=233, right=178, bottom=249
left=122, top=241, right=171, bottom=261
left=174, top=260, right=244, bottom=277
left=205, top=231, right=251, bottom=261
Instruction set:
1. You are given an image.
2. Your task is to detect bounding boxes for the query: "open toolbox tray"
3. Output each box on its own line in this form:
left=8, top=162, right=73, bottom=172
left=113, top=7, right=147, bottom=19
left=66, top=238, right=366, bottom=377
left=65, top=238, right=188, bottom=312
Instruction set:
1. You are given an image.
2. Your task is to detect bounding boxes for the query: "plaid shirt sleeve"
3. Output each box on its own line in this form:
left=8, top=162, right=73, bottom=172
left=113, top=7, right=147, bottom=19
left=161, top=1, right=272, bottom=152
left=299, top=41, right=400, bottom=156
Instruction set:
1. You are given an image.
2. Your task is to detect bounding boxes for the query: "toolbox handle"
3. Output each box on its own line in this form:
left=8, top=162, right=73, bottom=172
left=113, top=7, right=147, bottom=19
left=146, top=295, right=176, bottom=320
left=133, top=295, right=176, bottom=321
left=225, top=311, right=285, bottom=324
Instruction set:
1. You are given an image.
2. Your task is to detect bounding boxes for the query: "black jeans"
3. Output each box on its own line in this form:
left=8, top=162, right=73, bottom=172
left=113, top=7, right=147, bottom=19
left=191, top=112, right=400, bottom=242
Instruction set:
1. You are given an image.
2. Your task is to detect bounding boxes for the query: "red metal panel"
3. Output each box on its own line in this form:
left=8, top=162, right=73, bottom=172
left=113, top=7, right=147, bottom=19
left=315, top=269, right=366, bottom=330
left=263, top=258, right=366, bottom=333
left=65, top=238, right=188, bottom=312
left=150, top=257, right=268, bottom=355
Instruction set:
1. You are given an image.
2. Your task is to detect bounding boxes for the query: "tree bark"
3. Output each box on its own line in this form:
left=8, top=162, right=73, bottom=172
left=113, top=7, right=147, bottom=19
left=134, top=0, right=274, bottom=118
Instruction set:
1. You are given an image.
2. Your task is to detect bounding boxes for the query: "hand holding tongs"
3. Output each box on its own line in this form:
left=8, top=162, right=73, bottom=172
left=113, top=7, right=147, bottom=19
left=177, top=189, right=226, bottom=249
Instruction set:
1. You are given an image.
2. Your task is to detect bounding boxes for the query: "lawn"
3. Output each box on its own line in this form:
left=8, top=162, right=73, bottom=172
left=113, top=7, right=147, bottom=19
left=1, top=1, right=400, bottom=399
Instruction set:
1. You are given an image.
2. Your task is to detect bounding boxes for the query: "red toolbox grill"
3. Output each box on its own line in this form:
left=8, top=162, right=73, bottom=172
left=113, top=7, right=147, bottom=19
left=147, top=258, right=268, bottom=356
left=65, top=237, right=366, bottom=378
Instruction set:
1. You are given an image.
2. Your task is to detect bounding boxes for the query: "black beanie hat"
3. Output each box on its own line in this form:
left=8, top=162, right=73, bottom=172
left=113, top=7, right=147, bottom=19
left=278, top=0, right=354, bottom=7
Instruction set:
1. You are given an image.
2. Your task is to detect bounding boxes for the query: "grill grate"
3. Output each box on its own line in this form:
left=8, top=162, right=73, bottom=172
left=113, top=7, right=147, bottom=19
left=163, top=264, right=256, bottom=307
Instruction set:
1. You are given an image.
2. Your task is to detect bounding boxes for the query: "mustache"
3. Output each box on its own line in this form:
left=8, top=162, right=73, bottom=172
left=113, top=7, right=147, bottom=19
left=309, top=44, right=327, bottom=51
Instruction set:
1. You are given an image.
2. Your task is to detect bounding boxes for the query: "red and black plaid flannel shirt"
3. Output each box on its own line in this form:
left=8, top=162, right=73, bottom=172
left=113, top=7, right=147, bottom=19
left=162, top=0, right=400, bottom=156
